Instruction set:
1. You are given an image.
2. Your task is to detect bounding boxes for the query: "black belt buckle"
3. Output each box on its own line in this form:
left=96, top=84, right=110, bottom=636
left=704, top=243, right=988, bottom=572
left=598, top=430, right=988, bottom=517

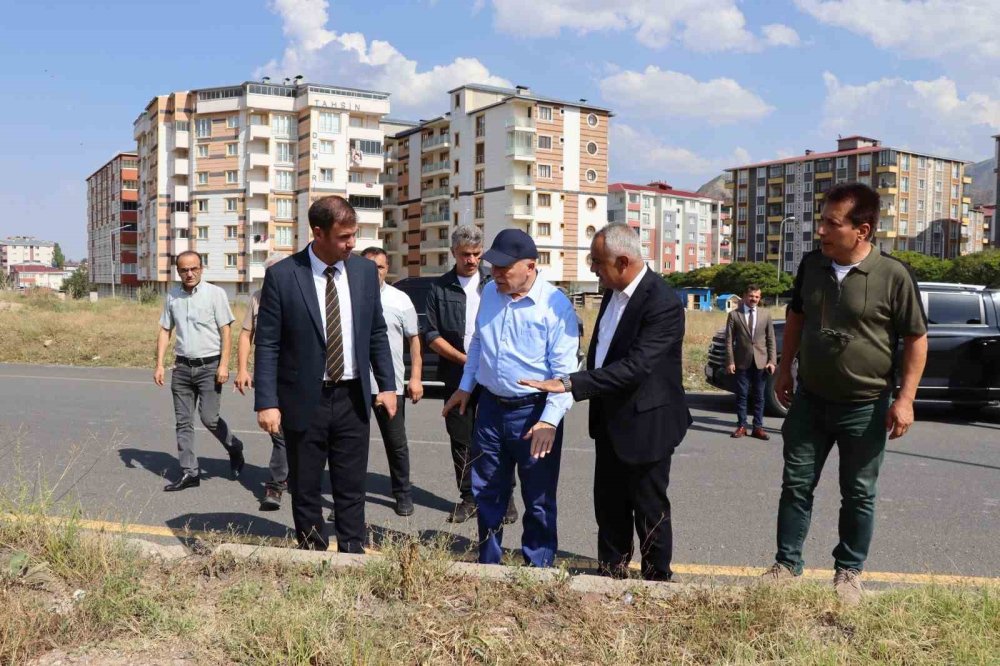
left=493, top=391, right=544, bottom=408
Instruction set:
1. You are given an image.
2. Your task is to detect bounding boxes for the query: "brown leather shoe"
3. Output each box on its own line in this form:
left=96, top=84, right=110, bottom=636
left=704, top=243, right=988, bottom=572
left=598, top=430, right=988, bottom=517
left=751, top=427, right=770, bottom=441
left=731, top=426, right=747, bottom=438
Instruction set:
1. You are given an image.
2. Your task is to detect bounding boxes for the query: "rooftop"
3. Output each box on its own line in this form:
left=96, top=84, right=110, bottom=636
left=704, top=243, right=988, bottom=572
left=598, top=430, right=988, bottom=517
left=450, top=83, right=613, bottom=114
left=1, top=237, right=56, bottom=247
left=728, top=139, right=971, bottom=172
left=609, top=182, right=724, bottom=202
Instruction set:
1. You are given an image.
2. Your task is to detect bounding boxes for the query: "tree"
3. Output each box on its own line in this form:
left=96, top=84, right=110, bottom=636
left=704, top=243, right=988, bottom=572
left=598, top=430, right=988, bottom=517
left=890, top=251, right=952, bottom=281
left=711, top=262, right=793, bottom=299
left=63, top=265, right=92, bottom=299
left=945, top=250, right=1000, bottom=288
left=664, top=264, right=724, bottom=289
left=52, top=243, right=65, bottom=269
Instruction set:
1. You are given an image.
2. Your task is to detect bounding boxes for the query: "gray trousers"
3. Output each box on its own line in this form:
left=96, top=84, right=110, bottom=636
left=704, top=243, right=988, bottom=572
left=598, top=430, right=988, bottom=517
left=267, top=430, right=288, bottom=489
left=170, top=361, right=242, bottom=475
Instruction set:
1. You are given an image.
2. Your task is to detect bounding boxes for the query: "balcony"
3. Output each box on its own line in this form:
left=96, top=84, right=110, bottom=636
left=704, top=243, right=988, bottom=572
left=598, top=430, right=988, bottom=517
left=381, top=173, right=398, bottom=185
left=249, top=124, right=271, bottom=141
left=421, top=211, right=450, bottom=224
left=962, top=175, right=972, bottom=185
left=876, top=164, right=898, bottom=173
left=174, top=157, right=189, bottom=175
left=814, top=171, right=833, bottom=180
left=249, top=264, right=266, bottom=280
left=347, top=180, right=383, bottom=197
left=247, top=208, right=270, bottom=224
left=767, top=196, right=783, bottom=204
left=174, top=129, right=189, bottom=150
left=384, top=148, right=398, bottom=163
left=506, top=205, right=534, bottom=219
left=247, top=179, right=270, bottom=196
left=421, top=134, right=451, bottom=152
left=877, top=186, right=898, bottom=196
left=506, top=116, right=536, bottom=131
left=173, top=185, right=189, bottom=202
left=767, top=176, right=783, bottom=185
left=421, top=238, right=451, bottom=249
left=421, top=160, right=451, bottom=176
left=352, top=152, right=384, bottom=171
left=506, top=174, right=535, bottom=190
left=383, top=197, right=399, bottom=207
left=422, top=186, right=450, bottom=202
left=249, top=152, right=271, bottom=169
left=171, top=211, right=189, bottom=228
left=875, top=229, right=898, bottom=239
left=506, top=145, right=536, bottom=160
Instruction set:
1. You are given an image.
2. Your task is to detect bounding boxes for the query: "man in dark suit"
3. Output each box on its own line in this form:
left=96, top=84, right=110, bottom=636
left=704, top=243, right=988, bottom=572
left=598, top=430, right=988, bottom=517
left=254, top=196, right=396, bottom=552
left=724, top=283, right=776, bottom=440
left=520, top=222, right=691, bottom=581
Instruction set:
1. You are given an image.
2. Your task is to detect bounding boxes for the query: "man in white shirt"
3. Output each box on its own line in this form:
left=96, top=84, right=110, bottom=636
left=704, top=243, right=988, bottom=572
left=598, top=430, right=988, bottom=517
left=361, top=247, right=423, bottom=517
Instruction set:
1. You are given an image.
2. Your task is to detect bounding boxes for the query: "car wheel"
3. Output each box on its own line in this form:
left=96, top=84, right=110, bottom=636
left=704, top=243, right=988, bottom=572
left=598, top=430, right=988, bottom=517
left=764, top=372, right=788, bottom=418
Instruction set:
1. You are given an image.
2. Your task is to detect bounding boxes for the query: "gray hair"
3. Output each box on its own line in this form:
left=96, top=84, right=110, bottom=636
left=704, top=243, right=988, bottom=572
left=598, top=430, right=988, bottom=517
left=264, top=252, right=289, bottom=269
left=595, top=222, right=642, bottom=259
left=451, top=224, right=483, bottom=250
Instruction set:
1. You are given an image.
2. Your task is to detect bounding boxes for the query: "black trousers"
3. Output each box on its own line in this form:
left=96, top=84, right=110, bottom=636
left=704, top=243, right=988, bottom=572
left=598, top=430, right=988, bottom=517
left=444, top=386, right=477, bottom=503
left=284, top=381, right=369, bottom=552
left=372, top=396, right=410, bottom=498
left=594, top=435, right=674, bottom=581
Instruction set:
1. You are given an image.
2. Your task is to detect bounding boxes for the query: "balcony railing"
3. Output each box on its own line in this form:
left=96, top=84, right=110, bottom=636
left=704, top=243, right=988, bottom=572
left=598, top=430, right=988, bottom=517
left=506, top=205, right=534, bottom=217
left=381, top=173, right=398, bottom=184
left=506, top=175, right=535, bottom=188
left=506, top=145, right=535, bottom=159
left=506, top=116, right=536, bottom=130
left=421, top=211, right=450, bottom=224
left=421, top=134, right=451, bottom=151
left=421, top=160, right=450, bottom=174
left=422, top=186, right=450, bottom=199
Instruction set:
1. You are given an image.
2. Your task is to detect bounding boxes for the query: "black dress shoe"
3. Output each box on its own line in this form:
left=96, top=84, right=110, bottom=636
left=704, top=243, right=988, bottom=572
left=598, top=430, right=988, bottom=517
left=394, top=495, right=414, bottom=517
left=229, top=447, right=245, bottom=479
left=164, top=473, right=200, bottom=492
left=447, top=500, right=477, bottom=523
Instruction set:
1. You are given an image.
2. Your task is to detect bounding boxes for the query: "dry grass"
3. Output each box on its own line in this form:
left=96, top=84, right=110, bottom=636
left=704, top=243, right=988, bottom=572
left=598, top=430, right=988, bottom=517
left=1, top=496, right=997, bottom=665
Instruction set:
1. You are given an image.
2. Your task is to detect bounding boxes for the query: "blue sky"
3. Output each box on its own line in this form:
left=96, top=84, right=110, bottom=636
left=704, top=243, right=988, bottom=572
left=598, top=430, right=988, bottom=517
left=2, top=0, right=998, bottom=259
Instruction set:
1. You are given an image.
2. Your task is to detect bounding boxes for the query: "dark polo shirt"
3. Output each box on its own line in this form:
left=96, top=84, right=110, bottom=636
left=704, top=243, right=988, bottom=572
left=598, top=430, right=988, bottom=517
left=790, top=245, right=927, bottom=402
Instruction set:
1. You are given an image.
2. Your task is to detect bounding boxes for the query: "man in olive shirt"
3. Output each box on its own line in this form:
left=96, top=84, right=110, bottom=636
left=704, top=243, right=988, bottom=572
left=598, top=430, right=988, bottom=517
left=763, top=182, right=927, bottom=606
left=154, top=250, right=245, bottom=491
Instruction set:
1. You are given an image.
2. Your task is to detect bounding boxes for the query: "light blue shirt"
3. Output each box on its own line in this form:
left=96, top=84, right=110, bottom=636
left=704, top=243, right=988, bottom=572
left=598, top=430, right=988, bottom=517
left=459, top=274, right=579, bottom=426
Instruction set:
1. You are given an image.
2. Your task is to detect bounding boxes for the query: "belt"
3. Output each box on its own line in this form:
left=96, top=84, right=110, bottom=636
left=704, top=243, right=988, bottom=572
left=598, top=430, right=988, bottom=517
left=485, top=389, right=547, bottom=408
left=322, top=378, right=359, bottom=389
left=175, top=355, right=220, bottom=367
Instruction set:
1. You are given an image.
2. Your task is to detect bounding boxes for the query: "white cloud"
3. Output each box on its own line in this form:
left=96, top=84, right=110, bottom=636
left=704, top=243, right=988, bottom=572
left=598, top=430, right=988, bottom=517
left=489, top=0, right=799, bottom=52
left=599, top=66, right=774, bottom=125
left=821, top=72, right=1000, bottom=159
left=795, top=0, right=1000, bottom=62
left=257, top=0, right=511, bottom=116
left=610, top=124, right=750, bottom=185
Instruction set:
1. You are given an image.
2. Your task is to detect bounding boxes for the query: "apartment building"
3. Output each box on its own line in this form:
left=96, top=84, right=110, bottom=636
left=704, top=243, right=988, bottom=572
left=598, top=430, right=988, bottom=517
left=0, top=236, right=55, bottom=274
left=607, top=182, right=730, bottom=274
left=981, top=204, right=995, bottom=248
left=380, top=84, right=610, bottom=291
left=86, top=152, right=139, bottom=297
left=994, top=133, right=1000, bottom=247
left=132, top=80, right=390, bottom=298
left=963, top=207, right=987, bottom=254
left=726, top=136, right=973, bottom=273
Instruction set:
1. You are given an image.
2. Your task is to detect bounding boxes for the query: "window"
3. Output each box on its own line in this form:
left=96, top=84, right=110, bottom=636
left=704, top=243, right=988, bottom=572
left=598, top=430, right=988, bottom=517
left=195, top=118, right=212, bottom=137
left=918, top=179, right=925, bottom=190
left=918, top=156, right=926, bottom=169
left=454, top=93, right=461, bottom=108
left=319, top=140, right=334, bottom=154
left=475, top=115, right=485, bottom=137
left=927, top=293, right=983, bottom=325
left=859, top=155, right=871, bottom=172
left=951, top=163, right=960, bottom=178
left=176, top=228, right=189, bottom=239
left=276, top=199, right=292, bottom=219
left=474, top=170, right=485, bottom=191
left=275, top=225, right=293, bottom=247
left=475, top=143, right=485, bottom=164
left=474, top=196, right=484, bottom=219
left=454, top=159, right=459, bottom=174
left=196, top=199, right=208, bottom=212
left=226, top=143, right=238, bottom=157
left=586, top=197, right=597, bottom=210
left=319, top=168, right=334, bottom=183
left=317, top=112, right=339, bottom=133
left=538, top=223, right=551, bottom=236
left=454, top=132, right=459, bottom=147
left=538, top=106, right=553, bottom=121
left=227, top=115, right=239, bottom=129
left=538, top=135, right=552, bottom=150
left=225, top=225, right=238, bottom=239
left=935, top=180, right=942, bottom=193
left=917, top=200, right=925, bottom=212
left=225, top=253, right=237, bottom=268
left=226, top=170, right=238, bottom=184
left=250, top=114, right=265, bottom=126
left=348, top=171, right=363, bottom=183
left=585, top=225, right=596, bottom=238
left=951, top=204, right=958, bottom=218
left=538, top=164, right=552, bottom=178
left=197, top=145, right=209, bottom=158
left=351, top=139, right=382, bottom=155
left=197, top=226, right=208, bottom=240
left=275, top=170, right=294, bottom=190
left=225, top=198, right=238, bottom=212
left=272, top=114, right=295, bottom=137
left=199, top=253, right=209, bottom=267
left=951, top=184, right=959, bottom=198
left=276, top=142, right=294, bottom=162
left=122, top=180, right=137, bottom=190
left=538, top=193, right=551, bottom=207
left=900, top=154, right=910, bottom=170
left=586, top=169, right=598, bottom=183
left=538, top=251, right=551, bottom=264
left=197, top=172, right=208, bottom=185
left=587, top=113, right=599, bottom=127
left=901, top=176, right=909, bottom=193
left=899, top=198, right=908, bottom=213
left=586, top=141, right=598, bottom=155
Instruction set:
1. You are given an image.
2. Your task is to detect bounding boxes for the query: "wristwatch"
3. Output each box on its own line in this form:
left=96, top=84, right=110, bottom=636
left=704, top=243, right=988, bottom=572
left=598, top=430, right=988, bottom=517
left=559, top=376, right=572, bottom=392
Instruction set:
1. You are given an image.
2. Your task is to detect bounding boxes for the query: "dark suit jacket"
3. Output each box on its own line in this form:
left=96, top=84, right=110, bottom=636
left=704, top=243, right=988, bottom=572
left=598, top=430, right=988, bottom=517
left=253, top=247, right=395, bottom=431
left=570, top=269, right=692, bottom=465
left=725, top=305, right=777, bottom=370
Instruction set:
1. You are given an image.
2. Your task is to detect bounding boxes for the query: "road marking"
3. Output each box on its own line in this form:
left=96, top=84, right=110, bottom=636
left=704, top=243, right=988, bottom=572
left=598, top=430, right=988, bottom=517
left=0, top=373, right=150, bottom=386
left=7, top=513, right=995, bottom=587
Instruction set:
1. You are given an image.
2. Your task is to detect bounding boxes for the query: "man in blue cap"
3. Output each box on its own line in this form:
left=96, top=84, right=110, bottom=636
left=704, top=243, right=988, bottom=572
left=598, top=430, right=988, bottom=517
left=442, top=229, right=579, bottom=567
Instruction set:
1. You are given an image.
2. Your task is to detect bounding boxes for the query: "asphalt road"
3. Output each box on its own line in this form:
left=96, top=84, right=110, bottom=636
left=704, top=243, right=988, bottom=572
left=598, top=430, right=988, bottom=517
left=1, top=363, right=997, bottom=579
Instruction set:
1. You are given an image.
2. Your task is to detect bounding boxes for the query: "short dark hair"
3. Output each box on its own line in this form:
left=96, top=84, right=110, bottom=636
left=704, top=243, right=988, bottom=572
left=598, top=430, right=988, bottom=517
left=745, top=283, right=761, bottom=294
left=175, top=250, right=201, bottom=267
left=361, top=246, right=387, bottom=260
left=824, top=182, right=880, bottom=233
left=308, top=196, right=357, bottom=233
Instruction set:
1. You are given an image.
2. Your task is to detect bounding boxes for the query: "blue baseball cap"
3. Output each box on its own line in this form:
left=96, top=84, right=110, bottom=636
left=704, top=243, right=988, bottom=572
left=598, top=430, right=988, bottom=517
left=482, top=229, right=538, bottom=267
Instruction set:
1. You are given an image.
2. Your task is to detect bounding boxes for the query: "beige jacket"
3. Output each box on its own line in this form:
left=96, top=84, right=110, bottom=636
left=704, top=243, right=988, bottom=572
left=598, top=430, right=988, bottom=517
left=725, top=304, right=777, bottom=370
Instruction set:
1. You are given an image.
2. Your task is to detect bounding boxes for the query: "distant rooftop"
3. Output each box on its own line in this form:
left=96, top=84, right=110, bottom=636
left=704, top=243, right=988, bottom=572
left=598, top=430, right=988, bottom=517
left=1, top=237, right=56, bottom=247
left=609, top=182, right=724, bottom=202
left=728, top=136, right=970, bottom=172
left=450, top=83, right=613, bottom=114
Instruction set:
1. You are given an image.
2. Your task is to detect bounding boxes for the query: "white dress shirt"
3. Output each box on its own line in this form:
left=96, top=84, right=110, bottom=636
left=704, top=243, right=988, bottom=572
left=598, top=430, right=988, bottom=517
left=457, top=271, right=481, bottom=353
left=744, top=303, right=757, bottom=338
left=594, top=264, right=648, bottom=369
left=308, top=244, right=356, bottom=380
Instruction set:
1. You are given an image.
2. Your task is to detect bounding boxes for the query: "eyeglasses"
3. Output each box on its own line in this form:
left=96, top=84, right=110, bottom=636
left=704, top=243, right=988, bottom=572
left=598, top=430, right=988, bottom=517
left=819, top=327, right=854, bottom=351
left=177, top=267, right=202, bottom=274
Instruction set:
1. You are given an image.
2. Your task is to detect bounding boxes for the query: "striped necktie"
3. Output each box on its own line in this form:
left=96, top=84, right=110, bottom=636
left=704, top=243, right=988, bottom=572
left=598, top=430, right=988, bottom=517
left=324, top=265, right=345, bottom=381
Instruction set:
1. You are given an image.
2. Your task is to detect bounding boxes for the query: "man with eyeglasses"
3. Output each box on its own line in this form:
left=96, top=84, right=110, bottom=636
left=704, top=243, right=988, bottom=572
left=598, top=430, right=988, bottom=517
left=154, top=250, right=245, bottom=492
left=761, top=182, right=928, bottom=606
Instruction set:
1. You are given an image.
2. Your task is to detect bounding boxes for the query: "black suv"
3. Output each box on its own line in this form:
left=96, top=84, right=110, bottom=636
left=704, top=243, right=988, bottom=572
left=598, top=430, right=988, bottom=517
left=393, top=276, right=587, bottom=387
left=704, top=282, right=1000, bottom=416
